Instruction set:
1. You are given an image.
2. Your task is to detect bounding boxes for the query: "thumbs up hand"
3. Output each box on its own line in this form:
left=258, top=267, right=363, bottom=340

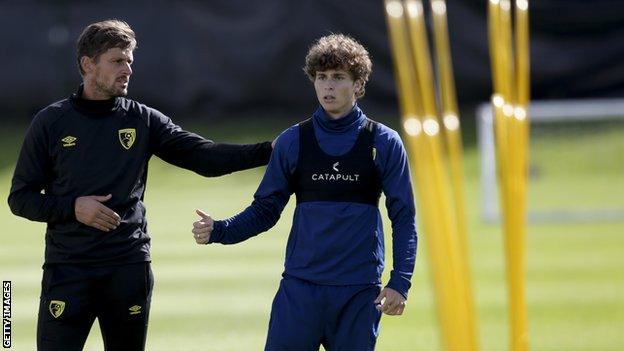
left=192, top=209, right=214, bottom=245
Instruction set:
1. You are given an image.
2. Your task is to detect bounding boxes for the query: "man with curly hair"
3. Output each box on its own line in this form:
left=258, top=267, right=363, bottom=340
left=193, top=34, right=417, bottom=350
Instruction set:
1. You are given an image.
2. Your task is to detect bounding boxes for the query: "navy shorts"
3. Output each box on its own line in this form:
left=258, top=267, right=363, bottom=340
left=265, top=276, right=382, bottom=351
left=37, top=262, right=153, bottom=351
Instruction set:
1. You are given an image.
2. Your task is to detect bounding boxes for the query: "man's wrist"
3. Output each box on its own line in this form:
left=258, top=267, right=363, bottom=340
left=208, top=220, right=225, bottom=244
left=386, top=277, right=410, bottom=300
left=67, top=196, right=78, bottom=221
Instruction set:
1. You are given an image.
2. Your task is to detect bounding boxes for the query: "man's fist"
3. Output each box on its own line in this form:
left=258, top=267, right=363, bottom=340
left=374, top=287, right=407, bottom=316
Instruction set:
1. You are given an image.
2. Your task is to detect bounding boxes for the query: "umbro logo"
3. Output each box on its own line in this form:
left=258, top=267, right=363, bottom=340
left=61, top=136, right=77, bottom=147
left=129, top=305, right=142, bottom=315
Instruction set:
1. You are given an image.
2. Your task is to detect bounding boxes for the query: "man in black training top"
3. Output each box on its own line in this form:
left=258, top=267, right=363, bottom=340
left=7, top=20, right=272, bottom=351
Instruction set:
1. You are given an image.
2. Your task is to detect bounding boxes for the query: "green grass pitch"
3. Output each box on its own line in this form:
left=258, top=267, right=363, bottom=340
left=0, top=116, right=622, bottom=350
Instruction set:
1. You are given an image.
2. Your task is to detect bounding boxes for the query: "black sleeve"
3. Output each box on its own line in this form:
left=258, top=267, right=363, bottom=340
left=7, top=113, right=75, bottom=223
left=149, top=111, right=272, bottom=177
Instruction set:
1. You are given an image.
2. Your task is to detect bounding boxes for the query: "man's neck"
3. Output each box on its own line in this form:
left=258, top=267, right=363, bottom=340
left=70, top=84, right=120, bottom=116
left=81, top=80, right=110, bottom=100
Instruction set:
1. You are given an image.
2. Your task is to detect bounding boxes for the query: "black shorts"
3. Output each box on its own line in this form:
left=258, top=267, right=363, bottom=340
left=37, top=262, right=154, bottom=351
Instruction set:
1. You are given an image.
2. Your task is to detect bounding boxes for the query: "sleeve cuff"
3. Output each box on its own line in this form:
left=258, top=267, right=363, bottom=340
left=386, top=272, right=412, bottom=300
left=208, top=220, right=225, bottom=244
left=62, top=196, right=77, bottom=222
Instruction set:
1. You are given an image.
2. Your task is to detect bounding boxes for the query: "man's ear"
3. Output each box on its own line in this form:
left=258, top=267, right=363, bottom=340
left=80, top=56, right=93, bottom=75
left=354, top=78, right=364, bottom=96
left=354, top=78, right=363, bottom=90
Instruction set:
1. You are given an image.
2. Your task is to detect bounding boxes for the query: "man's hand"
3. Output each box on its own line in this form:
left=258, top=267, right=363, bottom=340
left=374, top=287, right=406, bottom=316
left=193, top=209, right=213, bottom=245
left=74, top=194, right=121, bottom=232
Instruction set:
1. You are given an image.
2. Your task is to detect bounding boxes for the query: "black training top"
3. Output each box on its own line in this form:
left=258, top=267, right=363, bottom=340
left=8, top=85, right=272, bottom=266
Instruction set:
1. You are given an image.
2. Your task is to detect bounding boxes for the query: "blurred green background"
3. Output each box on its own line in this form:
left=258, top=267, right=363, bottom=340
left=1, top=116, right=622, bottom=351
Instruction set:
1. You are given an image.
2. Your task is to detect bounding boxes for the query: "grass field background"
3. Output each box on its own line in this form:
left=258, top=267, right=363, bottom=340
left=0, top=115, right=622, bottom=350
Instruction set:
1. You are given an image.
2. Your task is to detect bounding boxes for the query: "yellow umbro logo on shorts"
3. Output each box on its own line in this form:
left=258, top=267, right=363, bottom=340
left=129, top=305, right=142, bottom=315
left=61, top=136, right=77, bottom=147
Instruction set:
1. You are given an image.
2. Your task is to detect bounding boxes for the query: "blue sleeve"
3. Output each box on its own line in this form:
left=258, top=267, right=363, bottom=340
left=209, top=125, right=299, bottom=244
left=375, top=124, right=418, bottom=299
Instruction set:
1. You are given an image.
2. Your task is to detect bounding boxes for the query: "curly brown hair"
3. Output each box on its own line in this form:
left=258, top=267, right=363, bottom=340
left=76, top=20, right=137, bottom=75
left=303, top=34, right=372, bottom=99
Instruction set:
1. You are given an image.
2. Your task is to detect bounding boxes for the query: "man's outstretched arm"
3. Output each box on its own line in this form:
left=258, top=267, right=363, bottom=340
left=149, top=110, right=272, bottom=177
left=192, top=126, right=298, bottom=245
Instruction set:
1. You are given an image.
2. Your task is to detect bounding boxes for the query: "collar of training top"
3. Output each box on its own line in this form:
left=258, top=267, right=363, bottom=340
left=69, top=84, right=122, bottom=117
left=313, top=104, right=363, bottom=134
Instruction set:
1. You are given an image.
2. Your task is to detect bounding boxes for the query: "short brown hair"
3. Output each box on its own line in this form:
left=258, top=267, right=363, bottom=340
left=76, top=20, right=137, bottom=75
left=303, top=34, right=372, bottom=98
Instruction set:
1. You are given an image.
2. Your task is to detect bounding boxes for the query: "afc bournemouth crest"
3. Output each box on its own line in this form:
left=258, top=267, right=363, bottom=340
left=118, top=128, right=136, bottom=150
left=49, top=300, right=65, bottom=318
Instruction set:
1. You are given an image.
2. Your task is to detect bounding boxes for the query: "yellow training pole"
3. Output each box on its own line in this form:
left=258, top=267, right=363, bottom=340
left=515, top=0, right=530, bottom=108
left=488, top=0, right=510, bottom=220
left=404, top=1, right=476, bottom=350
left=510, top=1, right=530, bottom=350
left=384, top=2, right=449, bottom=350
left=404, top=0, right=437, bottom=118
left=429, top=2, right=479, bottom=351
left=504, top=2, right=529, bottom=351
left=488, top=1, right=531, bottom=350
left=386, top=1, right=478, bottom=350
left=383, top=13, right=455, bottom=351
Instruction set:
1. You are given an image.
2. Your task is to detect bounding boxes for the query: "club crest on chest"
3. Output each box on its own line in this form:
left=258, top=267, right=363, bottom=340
left=119, top=128, right=136, bottom=149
